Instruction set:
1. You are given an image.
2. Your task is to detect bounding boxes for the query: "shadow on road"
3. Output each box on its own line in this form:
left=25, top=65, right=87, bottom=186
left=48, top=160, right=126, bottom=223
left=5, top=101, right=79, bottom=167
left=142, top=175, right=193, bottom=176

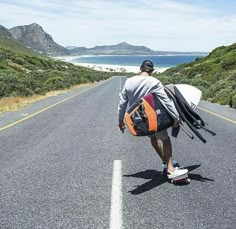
left=123, top=165, right=215, bottom=195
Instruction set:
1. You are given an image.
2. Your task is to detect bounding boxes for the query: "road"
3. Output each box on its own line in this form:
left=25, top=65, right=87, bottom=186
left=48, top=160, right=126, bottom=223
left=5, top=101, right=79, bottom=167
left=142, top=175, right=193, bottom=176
left=0, top=77, right=235, bottom=229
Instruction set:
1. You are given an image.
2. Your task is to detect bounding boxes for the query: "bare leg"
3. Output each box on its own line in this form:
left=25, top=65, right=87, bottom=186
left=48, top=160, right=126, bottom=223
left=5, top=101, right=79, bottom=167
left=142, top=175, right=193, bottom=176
left=150, top=135, right=164, bottom=161
left=150, top=135, right=174, bottom=172
left=162, top=136, right=174, bottom=173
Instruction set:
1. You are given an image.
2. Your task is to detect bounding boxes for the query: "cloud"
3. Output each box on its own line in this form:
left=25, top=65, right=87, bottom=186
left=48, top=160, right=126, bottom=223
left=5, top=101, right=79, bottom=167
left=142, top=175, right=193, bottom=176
left=0, top=0, right=236, bottom=51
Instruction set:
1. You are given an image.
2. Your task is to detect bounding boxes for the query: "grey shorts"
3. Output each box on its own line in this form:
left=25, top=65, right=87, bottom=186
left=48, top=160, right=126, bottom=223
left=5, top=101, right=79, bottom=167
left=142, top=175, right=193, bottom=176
left=149, top=129, right=169, bottom=141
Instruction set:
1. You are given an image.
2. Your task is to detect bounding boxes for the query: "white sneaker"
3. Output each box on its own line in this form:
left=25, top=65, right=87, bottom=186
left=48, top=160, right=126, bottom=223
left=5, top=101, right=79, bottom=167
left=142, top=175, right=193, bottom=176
left=162, top=160, right=180, bottom=170
left=167, top=168, right=188, bottom=179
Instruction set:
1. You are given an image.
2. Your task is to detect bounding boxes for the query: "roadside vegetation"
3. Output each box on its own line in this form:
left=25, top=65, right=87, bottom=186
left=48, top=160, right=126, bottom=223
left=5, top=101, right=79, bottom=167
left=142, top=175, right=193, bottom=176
left=155, top=43, right=236, bottom=108
left=0, top=38, right=132, bottom=112
left=0, top=84, right=91, bottom=113
left=0, top=46, right=114, bottom=97
left=1, top=37, right=236, bottom=111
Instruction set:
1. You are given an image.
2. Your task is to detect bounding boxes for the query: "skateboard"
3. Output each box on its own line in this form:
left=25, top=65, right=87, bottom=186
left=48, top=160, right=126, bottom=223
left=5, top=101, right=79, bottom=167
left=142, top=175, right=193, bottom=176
left=162, top=162, right=190, bottom=185
left=169, top=173, right=191, bottom=185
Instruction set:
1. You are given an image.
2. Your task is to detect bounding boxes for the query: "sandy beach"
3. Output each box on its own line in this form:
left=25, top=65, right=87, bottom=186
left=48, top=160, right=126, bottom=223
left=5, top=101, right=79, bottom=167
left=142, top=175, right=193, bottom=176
left=55, top=56, right=169, bottom=73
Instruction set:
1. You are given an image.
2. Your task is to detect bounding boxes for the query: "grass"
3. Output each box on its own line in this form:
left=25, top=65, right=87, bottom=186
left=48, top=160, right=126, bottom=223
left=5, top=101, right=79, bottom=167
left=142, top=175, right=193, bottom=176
left=0, top=83, right=90, bottom=113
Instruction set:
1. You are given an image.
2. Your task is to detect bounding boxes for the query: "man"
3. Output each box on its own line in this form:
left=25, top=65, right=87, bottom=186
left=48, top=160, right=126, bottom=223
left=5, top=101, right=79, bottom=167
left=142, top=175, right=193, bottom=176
left=118, top=60, right=188, bottom=179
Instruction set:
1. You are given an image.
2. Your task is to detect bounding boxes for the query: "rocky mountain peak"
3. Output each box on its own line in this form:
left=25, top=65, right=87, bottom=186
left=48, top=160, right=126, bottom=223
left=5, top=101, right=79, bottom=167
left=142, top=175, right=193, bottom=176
left=0, top=25, right=13, bottom=39
left=117, top=42, right=130, bottom=46
left=9, top=23, right=68, bottom=56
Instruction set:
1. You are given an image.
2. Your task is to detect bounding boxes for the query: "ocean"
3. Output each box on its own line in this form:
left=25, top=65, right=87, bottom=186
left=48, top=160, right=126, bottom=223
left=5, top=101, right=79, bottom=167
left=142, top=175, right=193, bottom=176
left=70, top=54, right=207, bottom=68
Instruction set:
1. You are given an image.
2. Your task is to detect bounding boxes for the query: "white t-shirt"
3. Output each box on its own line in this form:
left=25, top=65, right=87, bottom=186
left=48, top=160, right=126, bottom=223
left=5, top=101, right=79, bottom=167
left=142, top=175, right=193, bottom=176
left=118, top=75, right=179, bottom=121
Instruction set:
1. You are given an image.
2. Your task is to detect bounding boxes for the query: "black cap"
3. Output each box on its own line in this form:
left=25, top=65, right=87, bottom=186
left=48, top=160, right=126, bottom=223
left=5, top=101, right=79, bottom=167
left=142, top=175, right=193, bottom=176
left=140, top=60, right=154, bottom=72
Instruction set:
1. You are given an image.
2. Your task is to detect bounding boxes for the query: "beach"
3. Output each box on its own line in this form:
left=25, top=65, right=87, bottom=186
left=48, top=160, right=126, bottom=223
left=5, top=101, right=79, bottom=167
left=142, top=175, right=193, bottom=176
left=55, top=56, right=169, bottom=73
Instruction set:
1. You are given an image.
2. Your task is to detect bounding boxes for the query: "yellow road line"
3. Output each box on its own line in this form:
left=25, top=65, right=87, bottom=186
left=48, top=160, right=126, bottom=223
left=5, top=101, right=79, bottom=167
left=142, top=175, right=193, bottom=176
left=0, top=82, right=104, bottom=132
left=198, top=106, right=236, bottom=124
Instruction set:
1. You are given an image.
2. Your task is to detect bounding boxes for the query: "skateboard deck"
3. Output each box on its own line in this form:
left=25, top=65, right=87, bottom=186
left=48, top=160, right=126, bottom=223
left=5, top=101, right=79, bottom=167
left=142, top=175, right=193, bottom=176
left=169, top=173, right=190, bottom=184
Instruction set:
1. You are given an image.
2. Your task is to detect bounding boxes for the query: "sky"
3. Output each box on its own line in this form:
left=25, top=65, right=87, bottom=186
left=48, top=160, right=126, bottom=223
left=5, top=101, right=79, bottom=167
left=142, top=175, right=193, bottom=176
left=0, top=0, right=236, bottom=52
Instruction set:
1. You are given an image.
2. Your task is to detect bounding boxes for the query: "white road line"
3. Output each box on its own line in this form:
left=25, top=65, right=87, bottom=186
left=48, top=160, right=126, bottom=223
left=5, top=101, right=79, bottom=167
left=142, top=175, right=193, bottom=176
left=119, top=77, right=122, bottom=91
left=110, top=160, right=123, bottom=229
left=0, top=81, right=106, bottom=132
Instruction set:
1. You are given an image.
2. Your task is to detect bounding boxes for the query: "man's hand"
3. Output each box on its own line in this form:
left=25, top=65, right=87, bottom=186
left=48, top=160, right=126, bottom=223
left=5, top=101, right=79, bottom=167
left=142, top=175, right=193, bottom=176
left=118, top=121, right=126, bottom=133
left=173, top=119, right=180, bottom=128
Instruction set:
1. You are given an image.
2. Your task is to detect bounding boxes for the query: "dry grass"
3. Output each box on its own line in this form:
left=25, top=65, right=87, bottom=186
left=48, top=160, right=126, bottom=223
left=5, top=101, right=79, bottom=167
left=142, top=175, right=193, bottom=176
left=0, top=83, right=90, bottom=114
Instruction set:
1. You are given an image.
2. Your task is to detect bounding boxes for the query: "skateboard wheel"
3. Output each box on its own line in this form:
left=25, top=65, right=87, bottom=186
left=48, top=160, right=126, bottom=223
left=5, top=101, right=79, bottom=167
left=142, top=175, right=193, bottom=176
left=186, top=178, right=191, bottom=183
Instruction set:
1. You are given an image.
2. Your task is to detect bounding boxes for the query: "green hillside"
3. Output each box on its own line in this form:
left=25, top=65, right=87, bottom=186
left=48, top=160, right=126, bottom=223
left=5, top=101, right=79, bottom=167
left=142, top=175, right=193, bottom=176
left=0, top=38, right=121, bottom=98
left=1, top=36, right=235, bottom=108
left=0, top=37, right=38, bottom=56
left=155, top=43, right=236, bottom=108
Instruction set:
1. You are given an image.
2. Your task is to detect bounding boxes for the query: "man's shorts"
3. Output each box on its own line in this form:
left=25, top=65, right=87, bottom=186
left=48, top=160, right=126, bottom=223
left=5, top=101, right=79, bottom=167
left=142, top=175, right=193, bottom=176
left=149, top=129, right=169, bottom=141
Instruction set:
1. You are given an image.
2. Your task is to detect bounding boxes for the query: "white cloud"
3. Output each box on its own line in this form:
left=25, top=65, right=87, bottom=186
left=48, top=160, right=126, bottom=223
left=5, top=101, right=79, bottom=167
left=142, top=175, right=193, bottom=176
left=0, top=0, right=236, bottom=51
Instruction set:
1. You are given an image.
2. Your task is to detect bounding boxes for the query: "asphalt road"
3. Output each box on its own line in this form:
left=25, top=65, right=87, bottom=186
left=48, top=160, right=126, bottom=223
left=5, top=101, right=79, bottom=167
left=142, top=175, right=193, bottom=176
left=0, top=77, right=235, bottom=229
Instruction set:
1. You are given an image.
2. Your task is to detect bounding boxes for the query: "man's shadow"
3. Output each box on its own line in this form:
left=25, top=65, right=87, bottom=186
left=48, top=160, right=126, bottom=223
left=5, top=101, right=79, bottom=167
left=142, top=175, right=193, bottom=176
left=123, top=165, right=214, bottom=195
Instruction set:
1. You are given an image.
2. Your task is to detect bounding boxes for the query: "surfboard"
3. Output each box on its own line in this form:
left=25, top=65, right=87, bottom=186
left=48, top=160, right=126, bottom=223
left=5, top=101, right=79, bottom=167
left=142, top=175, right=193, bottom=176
left=125, top=84, right=203, bottom=137
left=175, top=84, right=202, bottom=109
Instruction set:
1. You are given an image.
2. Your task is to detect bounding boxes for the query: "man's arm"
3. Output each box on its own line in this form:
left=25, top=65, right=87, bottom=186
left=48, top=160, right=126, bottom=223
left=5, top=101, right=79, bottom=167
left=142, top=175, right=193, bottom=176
left=118, top=84, right=128, bottom=133
left=153, top=80, right=180, bottom=122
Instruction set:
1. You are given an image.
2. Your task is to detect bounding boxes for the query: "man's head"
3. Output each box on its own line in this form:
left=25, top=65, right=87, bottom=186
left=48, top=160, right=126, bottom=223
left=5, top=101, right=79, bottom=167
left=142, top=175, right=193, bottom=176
left=140, top=60, right=154, bottom=75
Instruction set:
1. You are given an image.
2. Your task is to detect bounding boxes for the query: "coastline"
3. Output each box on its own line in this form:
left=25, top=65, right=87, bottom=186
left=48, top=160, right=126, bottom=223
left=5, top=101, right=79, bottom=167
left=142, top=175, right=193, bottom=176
left=54, top=56, right=169, bottom=73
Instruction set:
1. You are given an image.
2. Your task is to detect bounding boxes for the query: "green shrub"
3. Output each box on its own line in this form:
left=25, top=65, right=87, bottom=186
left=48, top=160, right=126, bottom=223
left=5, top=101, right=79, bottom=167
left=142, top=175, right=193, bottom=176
left=0, top=61, right=8, bottom=70
left=27, top=56, right=41, bottom=66
left=190, top=78, right=210, bottom=88
left=13, top=56, right=25, bottom=65
left=221, top=54, right=236, bottom=70
left=205, top=80, right=227, bottom=98
left=44, top=76, right=65, bottom=90
left=231, top=93, right=236, bottom=108
left=0, top=73, right=35, bottom=96
left=213, top=87, right=234, bottom=105
left=0, top=81, right=9, bottom=97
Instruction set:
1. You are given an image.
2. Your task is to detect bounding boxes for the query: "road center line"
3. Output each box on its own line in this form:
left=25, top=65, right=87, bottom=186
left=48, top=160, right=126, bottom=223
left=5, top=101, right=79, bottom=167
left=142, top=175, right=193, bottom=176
left=110, top=160, right=123, bottom=229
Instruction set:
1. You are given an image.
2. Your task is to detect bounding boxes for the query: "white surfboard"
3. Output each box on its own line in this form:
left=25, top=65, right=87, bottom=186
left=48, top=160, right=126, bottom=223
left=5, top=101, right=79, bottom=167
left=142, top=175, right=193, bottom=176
left=175, top=84, right=202, bottom=109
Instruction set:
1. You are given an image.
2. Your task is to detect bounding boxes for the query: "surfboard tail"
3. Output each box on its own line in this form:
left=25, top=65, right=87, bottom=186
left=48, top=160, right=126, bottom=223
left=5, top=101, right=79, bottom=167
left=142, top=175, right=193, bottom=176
left=165, top=85, right=216, bottom=143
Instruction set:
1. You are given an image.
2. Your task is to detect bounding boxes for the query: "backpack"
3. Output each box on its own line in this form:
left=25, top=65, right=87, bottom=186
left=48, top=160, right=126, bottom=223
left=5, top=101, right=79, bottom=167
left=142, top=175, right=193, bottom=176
left=125, top=93, right=174, bottom=136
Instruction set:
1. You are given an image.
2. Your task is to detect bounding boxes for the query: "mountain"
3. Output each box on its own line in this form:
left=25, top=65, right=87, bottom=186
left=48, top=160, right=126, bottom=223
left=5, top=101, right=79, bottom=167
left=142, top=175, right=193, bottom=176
left=0, top=25, right=13, bottom=39
left=157, top=43, right=236, bottom=108
left=0, top=25, right=39, bottom=55
left=69, top=46, right=88, bottom=54
left=9, top=23, right=69, bottom=56
left=65, top=46, right=78, bottom=50
left=4, top=23, right=206, bottom=56
left=68, top=42, right=206, bottom=55
left=83, top=42, right=155, bottom=55
left=0, top=29, right=116, bottom=100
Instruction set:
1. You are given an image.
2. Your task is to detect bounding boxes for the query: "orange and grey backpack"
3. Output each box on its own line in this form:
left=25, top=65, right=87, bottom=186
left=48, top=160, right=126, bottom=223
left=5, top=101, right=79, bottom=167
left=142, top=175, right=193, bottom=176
left=125, top=93, right=174, bottom=136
